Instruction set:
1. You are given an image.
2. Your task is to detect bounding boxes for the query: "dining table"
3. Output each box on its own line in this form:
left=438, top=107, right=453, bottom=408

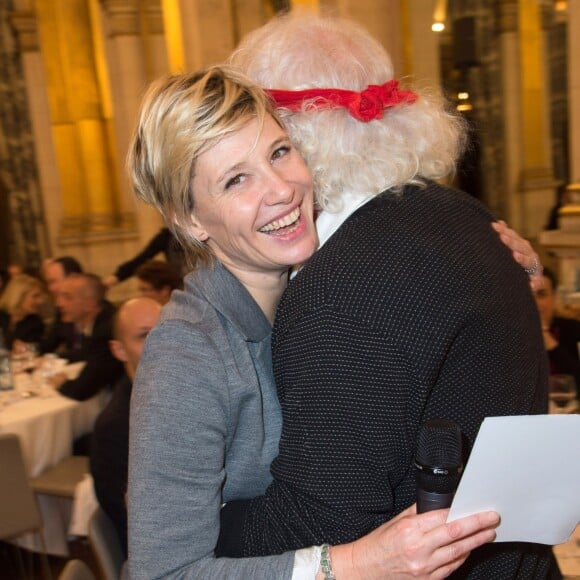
left=0, top=359, right=106, bottom=556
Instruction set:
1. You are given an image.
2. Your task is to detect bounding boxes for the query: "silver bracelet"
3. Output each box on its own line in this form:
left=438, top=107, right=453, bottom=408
left=320, top=544, right=336, bottom=580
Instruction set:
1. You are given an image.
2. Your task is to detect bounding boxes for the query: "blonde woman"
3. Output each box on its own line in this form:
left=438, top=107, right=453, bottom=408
left=127, top=65, right=502, bottom=580
left=0, top=274, right=47, bottom=348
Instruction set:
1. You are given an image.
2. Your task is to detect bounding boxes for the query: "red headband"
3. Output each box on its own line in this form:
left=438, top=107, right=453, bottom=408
left=265, top=80, right=418, bottom=123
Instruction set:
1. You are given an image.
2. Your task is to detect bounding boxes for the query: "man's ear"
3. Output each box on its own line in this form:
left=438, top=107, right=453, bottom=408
left=110, top=339, right=128, bottom=363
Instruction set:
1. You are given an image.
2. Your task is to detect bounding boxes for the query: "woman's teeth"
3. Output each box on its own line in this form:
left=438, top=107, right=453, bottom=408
left=260, top=207, right=300, bottom=233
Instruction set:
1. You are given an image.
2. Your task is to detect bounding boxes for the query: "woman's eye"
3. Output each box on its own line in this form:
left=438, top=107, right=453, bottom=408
left=272, top=145, right=291, bottom=162
left=225, top=174, right=244, bottom=189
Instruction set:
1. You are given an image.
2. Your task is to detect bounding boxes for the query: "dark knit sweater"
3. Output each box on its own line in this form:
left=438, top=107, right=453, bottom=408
left=218, top=181, right=551, bottom=578
left=90, top=374, right=132, bottom=557
left=113, top=228, right=185, bottom=281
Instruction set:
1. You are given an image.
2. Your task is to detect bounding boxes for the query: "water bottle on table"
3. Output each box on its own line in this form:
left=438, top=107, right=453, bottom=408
left=0, top=330, right=13, bottom=391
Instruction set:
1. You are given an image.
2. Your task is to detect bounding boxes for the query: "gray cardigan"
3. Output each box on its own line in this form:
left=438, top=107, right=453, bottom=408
left=127, top=261, right=294, bottom=579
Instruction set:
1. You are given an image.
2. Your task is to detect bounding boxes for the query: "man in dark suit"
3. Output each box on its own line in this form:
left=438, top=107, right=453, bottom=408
left=49, top=273, right=124, bottom=401
left=535, top=267, right=580, bottom=386
left=90, top=296, right=161, bottom=557
left=39, top=255, right=83, bottom=356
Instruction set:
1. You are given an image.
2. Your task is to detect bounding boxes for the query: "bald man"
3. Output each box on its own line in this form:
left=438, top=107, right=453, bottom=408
left=50, top=273, right=124, bottom=400
left=90, top=297, right=162, bottom=557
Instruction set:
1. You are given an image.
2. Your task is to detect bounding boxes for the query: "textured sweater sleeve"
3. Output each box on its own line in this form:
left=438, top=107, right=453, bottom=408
left=128, top=319, right=294, bottom=579
left=220, top=303, right=547, bottom=560
left=220, top=307, right=418, bottom=556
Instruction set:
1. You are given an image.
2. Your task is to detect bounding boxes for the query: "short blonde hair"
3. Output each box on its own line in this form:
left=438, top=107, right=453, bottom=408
left=128, top=65, right=283, bottom=267
left=0, top=274, right=45, bottom=321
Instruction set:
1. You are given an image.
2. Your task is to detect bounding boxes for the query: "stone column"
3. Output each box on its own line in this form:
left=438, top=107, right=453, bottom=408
left=568, top=0, right=580, bottom=185
left=499, top=0, right=523, bottom=231
left=234, top=0, right=270, bottom=44
left=141, top=0, right=170, bottom=79
left=169, top=0, right=236, bottom=72
left=516, top=0, right=556, bottom=237
left=76, top=0, right=169, bottom=302
left=539, top=2, right=580, bottom=291
left=405, top=0, right=441, bottom=88
left=10, top=5, right=62, bottom=257
left=324, top=0, right=404, bottom=75
left=100, top=0, right=166, bottom=244
left=34, top=0, right=122, bottom=242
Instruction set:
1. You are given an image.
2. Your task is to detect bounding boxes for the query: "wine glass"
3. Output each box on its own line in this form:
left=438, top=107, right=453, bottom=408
left=22, top=343, right=39, bottom=375
left=10, top=349, right=26, bottom=375
left=548, top=374, right=577, bottom=413
left=38, top=353, right=60, bottom=396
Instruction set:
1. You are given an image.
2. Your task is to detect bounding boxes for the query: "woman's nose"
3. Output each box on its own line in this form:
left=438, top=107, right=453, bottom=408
left=263, top=167, right=293, bottom=204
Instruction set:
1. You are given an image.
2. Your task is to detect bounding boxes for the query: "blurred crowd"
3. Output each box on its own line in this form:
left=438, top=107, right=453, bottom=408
left=1, top=248, right=181, bottom=352
left=0, top=249, right=183, bottom=553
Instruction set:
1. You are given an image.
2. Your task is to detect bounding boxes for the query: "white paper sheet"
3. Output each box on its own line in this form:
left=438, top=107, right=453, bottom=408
left=447, top=415, right=580, bottom=545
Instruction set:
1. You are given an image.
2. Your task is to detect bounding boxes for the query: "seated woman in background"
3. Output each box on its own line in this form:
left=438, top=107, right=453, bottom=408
left=0, top=273, right=47, bottom=348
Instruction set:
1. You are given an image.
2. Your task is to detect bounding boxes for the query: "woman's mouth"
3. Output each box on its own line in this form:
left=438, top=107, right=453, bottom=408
left=259, top=207, right=301, bottom=235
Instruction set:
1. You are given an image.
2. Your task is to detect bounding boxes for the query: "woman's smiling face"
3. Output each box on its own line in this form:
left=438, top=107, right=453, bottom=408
left=189, top=114, right=318, bottom=279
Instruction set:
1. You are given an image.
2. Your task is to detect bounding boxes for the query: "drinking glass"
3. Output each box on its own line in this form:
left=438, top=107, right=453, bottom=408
left=22, top=343, right=39, bottom=375
left=38, top=353, right=60, bottom=395
left=548, top=374, right=577, bottom=412
left=10, top=350, right=26, bottom=375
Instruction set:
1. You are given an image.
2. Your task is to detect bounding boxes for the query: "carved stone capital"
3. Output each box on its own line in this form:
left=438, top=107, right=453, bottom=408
left=59, top=211, right=137, bottom=242
left=498, top=0, right=518, bottom=34
left=100, top=0, right=140, bottom=37
left=142, top=0, right=164, bottom=35
left=9, top=10, right=39, bottom=52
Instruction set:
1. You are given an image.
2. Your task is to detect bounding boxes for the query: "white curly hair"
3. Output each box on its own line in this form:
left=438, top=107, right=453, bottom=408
left=230, top=11, right=467, bottom=212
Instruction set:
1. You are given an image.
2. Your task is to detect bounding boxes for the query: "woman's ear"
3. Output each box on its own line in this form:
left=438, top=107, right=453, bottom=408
left=188, top=214, right=210, bottom=242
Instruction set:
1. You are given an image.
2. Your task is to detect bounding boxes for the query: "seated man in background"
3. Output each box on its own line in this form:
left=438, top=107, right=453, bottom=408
left=90, top=297, right=161, bottom=557
left=535, top=266, right=580, bottom=385
left=134, top=260, right=182, bottom=305
left=49, top=273, right=124, bottom=401
left=39, top=255, right=83, bottom=356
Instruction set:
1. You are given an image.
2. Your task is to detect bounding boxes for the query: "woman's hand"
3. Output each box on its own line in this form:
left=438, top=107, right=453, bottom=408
left=492, top=221, right=543, bottom=291
left=328, top=505, right=499, bottom=580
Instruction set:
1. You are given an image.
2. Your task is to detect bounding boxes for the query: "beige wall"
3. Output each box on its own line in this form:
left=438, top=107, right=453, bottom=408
left=7, top=0, right=574, bottom=286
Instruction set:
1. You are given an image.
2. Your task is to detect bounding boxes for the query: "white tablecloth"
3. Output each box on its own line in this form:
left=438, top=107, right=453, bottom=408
left=0, top=391, right=102, bottom=477
left=0, top=368, right=104, bottom=555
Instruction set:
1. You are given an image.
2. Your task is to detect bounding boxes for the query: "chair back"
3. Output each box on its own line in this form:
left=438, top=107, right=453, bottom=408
left=30, top=455, right=89, bottom=498
left=88, top=507, right=124, bottom=580
left=0, top=433, right=43, bottom=539
left=58, top=559, right=96, bottom=580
